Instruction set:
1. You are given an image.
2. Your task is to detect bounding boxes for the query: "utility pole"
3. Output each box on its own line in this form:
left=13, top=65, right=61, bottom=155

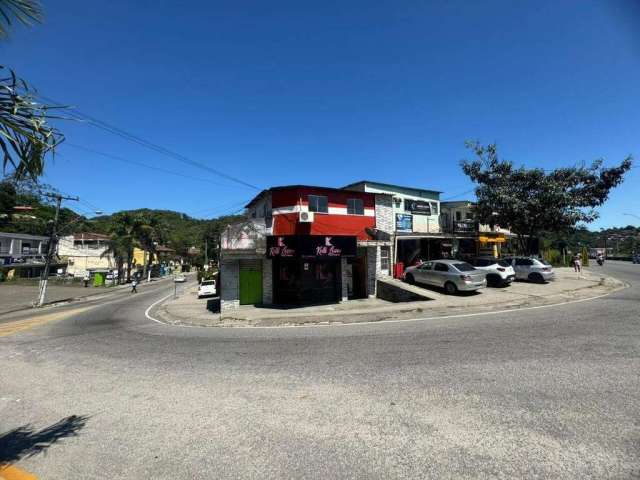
left=37, top=193, right=79, bottom=307
left=204, top=237, right=208, bottom=266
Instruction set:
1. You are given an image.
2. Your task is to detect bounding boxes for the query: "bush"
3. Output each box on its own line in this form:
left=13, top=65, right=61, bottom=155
left=542, top=248, right=570, bottom=267
left=581, top=246, right=590, bottom=267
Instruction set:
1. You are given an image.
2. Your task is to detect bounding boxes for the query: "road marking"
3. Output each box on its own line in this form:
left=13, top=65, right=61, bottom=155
left=0, top=464, right=38, bottom=480
left=144, top=293, right=175, bottom=325
left=144, top=285, right=626, bottom=330
left=0, top=307, right=94, bottom=337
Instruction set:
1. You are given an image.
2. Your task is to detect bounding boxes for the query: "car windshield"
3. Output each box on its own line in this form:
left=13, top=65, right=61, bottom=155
left=537, top=259, right=551, bottom=266
left=497, top=260, right=510, bottom=267
left=453, top=262, right=475, bottom=272
left=201, top=280, right=215, bottom=285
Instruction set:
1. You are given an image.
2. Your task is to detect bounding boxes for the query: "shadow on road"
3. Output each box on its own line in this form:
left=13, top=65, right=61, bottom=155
left=0, top=414, right=89, bottom=463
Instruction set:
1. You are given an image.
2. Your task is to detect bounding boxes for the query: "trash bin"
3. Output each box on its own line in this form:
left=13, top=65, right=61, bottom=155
left=93, top=272, right=105, bottom=287
left=394, top=262, right=404, bottom=279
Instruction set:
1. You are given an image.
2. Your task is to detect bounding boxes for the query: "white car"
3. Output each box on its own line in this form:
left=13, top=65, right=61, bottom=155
left=468, top=257, right=516, bottom=287
left=174, top=274, right=186, bottom=283
left=198, top=279, right=217, bottom=298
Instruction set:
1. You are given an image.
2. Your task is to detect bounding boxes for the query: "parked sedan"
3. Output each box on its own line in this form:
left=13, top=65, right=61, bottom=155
left=468, top=257, right=516, bottom=287
left=404, top=259, right=486, bottom=295
left=503, top=257, right=554, bottom=283
left=198, top=279, right=217, bottom=298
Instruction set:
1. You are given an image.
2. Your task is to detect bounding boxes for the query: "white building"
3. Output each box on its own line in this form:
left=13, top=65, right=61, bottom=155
left=58, top=233, right=115, bottom=277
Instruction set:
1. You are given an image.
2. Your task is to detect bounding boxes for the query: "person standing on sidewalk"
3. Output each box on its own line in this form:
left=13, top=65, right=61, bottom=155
left=83, top=273, right=90, bottom=288
left=572, top=253, right=582, bottom=273
left=131, top=279, right=138, bottom=293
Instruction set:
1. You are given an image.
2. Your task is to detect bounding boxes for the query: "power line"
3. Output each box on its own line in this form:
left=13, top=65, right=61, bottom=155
left=441, top=187, right=476, bottom=201
left=63, top=143, right=253, bottom=190
left=36, top=94, right=261, bottom=191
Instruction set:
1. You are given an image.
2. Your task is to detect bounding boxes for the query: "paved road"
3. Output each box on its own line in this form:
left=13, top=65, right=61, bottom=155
left=1, top=262, right=638, bottom=479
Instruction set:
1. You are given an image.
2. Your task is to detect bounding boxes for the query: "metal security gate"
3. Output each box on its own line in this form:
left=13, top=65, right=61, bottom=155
left=239, top=259, right=262, bottom=305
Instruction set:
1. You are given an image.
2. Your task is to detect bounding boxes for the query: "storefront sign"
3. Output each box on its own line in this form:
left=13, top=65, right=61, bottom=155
left=266, top=235, right=357, bottom=258
left=396, top=214, right=413, bottom=232
left=267, top=236, right=297, bottom=257
left=405, top=200, right=432, bottom=215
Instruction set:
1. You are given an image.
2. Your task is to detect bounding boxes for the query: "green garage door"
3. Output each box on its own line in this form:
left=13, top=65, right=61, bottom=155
left=239, top=260, right=262, bottom=305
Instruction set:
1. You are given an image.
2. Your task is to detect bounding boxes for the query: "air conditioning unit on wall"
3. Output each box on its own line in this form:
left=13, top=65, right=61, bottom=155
left=299, top=211, right=314, bottom=223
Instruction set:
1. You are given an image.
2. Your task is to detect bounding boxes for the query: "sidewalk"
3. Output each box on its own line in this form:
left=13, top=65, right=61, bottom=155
left=151, top=267, right=627, bottom=327
left=0, top=276, right=177, bottom=315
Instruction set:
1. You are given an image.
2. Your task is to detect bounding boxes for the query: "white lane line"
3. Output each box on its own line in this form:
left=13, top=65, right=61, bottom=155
left=142, top=286, right=626, bottom=331
left=144, top=293, right=175, bottom=325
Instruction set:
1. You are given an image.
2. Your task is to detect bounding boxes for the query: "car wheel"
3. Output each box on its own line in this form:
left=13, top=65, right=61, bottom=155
left=405, top=273, right=415, bottom=285
left=529, top=272, right=545, bottom=283
left=444, top=281, right=457, bottom=295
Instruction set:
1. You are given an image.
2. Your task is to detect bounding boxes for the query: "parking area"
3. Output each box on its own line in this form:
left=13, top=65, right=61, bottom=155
left=150, top=266, right=625, bottom=327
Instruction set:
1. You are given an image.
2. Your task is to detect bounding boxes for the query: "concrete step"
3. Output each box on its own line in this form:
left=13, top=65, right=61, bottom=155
left=377, top=277, right=435, bottom=302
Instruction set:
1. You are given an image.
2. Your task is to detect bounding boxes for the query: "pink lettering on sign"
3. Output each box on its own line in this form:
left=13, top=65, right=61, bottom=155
left=270, top=237, right=295, bottom=257
left=315, top=246, right=342, bottom=256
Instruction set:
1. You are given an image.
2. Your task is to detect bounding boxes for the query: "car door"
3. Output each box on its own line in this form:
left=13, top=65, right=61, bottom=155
left=415, top=261, right=433, bottom=284
left=513, top=258, right=532, bottom=280
left=432, top=262, right=449, bottom=287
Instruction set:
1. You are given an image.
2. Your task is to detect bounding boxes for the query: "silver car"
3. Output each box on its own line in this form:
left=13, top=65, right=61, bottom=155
left=503, top=257, right=555, bottom=283
left=404, top=259, right=486, bottom=294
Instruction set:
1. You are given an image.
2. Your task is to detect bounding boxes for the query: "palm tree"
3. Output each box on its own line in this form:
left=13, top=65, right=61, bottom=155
left=0, top=0, right=43, bottom=38
left=0, top=0, right=64, bottom=180
left=105, top=212, right=142, bottom=283
left=135, top=215, right=166, bottom=280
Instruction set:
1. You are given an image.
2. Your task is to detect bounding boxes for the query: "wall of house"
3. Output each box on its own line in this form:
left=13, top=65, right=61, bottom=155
left=268, top=187, right=376, bottom=240
left=348, top=184, right=440, bottom=234
left=374, top=194, right=394, bottom=234
left=220, top=260, right=240, bottom=311
left=262, top=258, right=273, bottom=304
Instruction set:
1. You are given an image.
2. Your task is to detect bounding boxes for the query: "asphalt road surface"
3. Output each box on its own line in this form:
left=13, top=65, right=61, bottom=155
left=1, top=262, right=639, bottom=479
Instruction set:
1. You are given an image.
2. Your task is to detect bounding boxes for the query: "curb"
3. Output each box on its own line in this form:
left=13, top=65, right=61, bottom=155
left=145, top=278, right=629, bottom=329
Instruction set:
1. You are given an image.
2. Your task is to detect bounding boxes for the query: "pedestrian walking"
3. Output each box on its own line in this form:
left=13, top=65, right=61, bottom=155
left=573, top=253, right=582, bottom=273
left=83, top=273, right=90, bottom=288
left=131, top=279, right=138, bottom=293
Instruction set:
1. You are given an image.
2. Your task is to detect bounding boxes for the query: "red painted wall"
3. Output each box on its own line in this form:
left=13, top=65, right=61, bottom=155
left=271, top=187, right=375, bottom=240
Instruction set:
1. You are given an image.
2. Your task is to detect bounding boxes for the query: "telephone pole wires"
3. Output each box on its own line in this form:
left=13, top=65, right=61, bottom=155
left=36, top=193, right=79, bottom=307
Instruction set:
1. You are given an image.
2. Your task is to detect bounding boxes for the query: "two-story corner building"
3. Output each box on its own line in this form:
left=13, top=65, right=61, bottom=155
left=342, top=181, right=446, bottom=275
left=0, top=231, right=53, bottom=278
left=440, top=201, right=514, bottom=258
left=219, top=185, right=393, bottom=310
left=57, top=232, right=115, bottom=278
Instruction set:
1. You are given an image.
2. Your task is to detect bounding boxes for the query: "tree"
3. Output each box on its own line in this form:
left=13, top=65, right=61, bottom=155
left=134, top=214, right=167, bottom=279
left=461, top=142, right=633, bottom=254
left=106, top=212, right=141, bottom=283
left=0, top=0, right=64, bottom=180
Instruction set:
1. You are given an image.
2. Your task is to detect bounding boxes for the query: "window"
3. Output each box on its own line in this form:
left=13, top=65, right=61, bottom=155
left=347, top=198, right=364, bottom=215
left=380, top=246, right=390, bottom=272
left=430, top=202, right=439, bottom=215
left=453, top=262, right=475, bottom=272
left=308, top=195, right=328, bottom=213
left=515, top=258, right=533, bottom=266
left=419, top=262, right=433, bottom=270
left=465, top=212, right=473, bottom=220
left=455, top=211, right=462, bottom=221
left=434, top=263, right=449, bottom=272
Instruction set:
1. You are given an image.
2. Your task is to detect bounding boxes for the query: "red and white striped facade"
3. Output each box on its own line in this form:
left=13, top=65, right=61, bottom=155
left=246, top=186, right=376, bottom=241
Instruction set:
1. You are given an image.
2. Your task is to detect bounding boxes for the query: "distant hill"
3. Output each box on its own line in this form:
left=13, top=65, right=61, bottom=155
left=1, top=180, right=243, bottom=262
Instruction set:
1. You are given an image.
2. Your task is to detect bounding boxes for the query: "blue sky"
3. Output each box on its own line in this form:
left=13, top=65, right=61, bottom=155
left=2, top=0, right=639, bottom=228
